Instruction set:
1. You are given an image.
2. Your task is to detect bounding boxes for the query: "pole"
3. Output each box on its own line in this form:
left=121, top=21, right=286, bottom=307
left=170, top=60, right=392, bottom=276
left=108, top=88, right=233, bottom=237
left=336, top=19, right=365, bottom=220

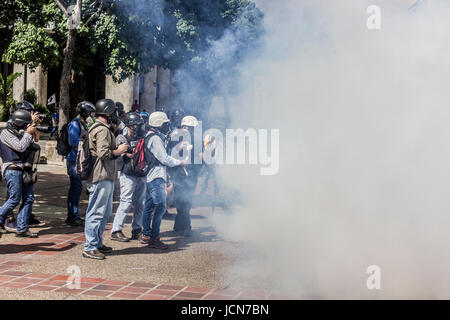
left=3, top=62, right=7, bottom=111
left=23, top=65, right=27, bottom=99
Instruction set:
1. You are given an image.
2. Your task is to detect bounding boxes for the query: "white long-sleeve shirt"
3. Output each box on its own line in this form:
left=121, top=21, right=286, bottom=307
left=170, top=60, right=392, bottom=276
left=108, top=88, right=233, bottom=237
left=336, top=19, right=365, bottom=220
left=146, top=134, right=181, bottom=183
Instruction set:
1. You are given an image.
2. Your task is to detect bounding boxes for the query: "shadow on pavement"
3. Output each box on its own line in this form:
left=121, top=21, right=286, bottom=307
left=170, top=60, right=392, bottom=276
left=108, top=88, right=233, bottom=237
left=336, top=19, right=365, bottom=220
left=109, top=226, right=220, bottom=257
left=0, top=242, right=77, bottom=254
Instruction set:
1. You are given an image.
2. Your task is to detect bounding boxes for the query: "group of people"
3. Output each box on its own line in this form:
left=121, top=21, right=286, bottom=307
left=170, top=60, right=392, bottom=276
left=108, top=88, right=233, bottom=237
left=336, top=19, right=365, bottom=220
left=0, top=98, right=210, bottom=261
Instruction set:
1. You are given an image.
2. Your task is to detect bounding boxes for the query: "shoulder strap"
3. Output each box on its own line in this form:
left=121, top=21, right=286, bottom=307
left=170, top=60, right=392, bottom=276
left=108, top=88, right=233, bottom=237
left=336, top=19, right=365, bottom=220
left=88, top=121, right=105, bottom=133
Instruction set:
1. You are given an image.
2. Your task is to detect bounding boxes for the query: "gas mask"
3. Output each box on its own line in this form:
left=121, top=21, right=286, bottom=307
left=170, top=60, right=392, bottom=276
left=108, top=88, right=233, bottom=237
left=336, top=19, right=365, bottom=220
left=160, top=122, right=171, bottom=135
left=136, top=123, right=146, bottom=138
left=109, top=112, right=120, bottom=125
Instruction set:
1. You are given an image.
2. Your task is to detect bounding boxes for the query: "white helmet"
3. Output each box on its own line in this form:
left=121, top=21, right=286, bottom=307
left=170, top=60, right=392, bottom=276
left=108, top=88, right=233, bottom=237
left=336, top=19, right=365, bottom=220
left=181, top=115, right=199, bottom=127
left=149, top=111, right=170, bottom=127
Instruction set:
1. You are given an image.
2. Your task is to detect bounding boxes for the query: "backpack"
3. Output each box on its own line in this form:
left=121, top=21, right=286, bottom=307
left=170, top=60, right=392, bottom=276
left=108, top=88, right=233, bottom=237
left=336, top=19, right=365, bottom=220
left=56, top=119, right=82, bottom=156
left=75, top=122, right=100, bottom=181
left=128, top=132, right=156, bottom=177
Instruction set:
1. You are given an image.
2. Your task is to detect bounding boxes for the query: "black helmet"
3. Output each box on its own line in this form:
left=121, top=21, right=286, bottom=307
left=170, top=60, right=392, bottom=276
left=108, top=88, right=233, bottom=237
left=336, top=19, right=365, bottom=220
left=12, top=110, right=32, bottom=128
left=124, top=112, right=143, bottom=127
left=76, top=101, right=95, bottom=118
left=95, top=98, right=116, bottom=116
left=115, top=102, right=125, bottom=118
left=16, top=101, right=35, bottom=112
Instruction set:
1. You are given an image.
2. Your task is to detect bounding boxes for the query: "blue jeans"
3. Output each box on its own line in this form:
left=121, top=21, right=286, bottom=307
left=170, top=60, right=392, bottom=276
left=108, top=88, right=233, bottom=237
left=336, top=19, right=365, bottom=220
left=142, top=178, right=166, bottom=239
left=84, top=180, right=114, bottom=251
left=0, top=170, right=34, bottom=232
left=111, top=173, right=146, bottom=233
left=67, top=160, right=82, bottom=220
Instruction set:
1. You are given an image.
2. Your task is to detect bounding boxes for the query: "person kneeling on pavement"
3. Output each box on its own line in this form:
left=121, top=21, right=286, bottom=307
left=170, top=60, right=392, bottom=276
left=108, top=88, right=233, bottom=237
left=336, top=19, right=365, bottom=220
left=0, top=110, right=41, bottom=238
left=82, top=99, right=128, bottom=260
left=140, top=111, right=187, bottom=250
left=110, top=112, right=147, bottom=242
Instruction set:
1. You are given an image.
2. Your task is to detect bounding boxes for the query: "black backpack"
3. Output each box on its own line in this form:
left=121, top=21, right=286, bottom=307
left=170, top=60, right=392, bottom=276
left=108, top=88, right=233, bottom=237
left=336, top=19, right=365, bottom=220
left=75, top=122, right=99, bottom=181
left=56, top=119, right=82, bottom=156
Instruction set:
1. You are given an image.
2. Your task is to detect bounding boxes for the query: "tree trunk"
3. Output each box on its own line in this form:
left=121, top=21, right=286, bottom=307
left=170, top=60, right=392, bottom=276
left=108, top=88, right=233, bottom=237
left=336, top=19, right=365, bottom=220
left=58, top=28, right=77, bottom=130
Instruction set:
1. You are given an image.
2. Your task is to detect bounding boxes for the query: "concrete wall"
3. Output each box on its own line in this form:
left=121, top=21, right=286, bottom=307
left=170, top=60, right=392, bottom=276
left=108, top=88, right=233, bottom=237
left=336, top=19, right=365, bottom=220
left=104, top=74, right=138, bottom=112
left=140, top=67, right=157, bottom=113
left=12, top=64, right=175, bottom=115
left=13, top=64, right=48, bottom=106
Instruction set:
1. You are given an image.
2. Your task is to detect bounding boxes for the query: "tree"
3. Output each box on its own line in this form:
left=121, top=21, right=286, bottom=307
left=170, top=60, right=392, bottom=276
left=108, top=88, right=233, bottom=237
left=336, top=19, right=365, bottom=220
left=2, top=0, right=264, bottom=127
left=0, top=72, right=21, bottom=120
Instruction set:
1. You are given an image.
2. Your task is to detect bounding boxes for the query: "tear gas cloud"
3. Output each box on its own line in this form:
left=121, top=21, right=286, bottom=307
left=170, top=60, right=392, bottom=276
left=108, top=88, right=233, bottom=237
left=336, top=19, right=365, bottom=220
left=207, top=0, right=450, bottom=299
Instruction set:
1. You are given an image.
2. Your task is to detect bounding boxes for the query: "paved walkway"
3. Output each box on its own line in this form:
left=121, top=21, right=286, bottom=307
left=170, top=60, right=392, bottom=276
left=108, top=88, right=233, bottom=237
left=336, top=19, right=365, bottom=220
left=0, top=164, right=289, bottom=300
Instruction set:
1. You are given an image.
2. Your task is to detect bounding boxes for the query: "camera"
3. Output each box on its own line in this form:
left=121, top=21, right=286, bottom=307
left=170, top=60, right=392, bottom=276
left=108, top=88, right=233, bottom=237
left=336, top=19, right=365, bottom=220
left=35, top=125, right=52, bottom=133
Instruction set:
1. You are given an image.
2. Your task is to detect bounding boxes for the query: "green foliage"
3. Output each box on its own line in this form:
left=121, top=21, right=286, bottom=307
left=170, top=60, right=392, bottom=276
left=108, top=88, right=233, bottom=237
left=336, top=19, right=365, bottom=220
left=0, top=72, right=21, bottom=121
left=22, top=88, right=37, bottom=104
left=1, top=0, right=264, bottom=115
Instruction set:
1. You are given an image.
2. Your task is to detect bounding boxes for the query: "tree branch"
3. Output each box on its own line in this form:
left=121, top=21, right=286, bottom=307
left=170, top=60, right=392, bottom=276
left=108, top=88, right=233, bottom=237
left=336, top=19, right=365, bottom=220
left=89, top=0, right=99, bottom=8
left=85, top=0, right=103, bottom=26
left=54, top=0, right=69, bottom=18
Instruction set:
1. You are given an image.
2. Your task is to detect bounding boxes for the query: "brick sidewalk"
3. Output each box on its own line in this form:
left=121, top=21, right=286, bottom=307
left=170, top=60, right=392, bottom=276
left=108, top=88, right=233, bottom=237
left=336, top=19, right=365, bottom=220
left=0, top=225, right=288, bottom=300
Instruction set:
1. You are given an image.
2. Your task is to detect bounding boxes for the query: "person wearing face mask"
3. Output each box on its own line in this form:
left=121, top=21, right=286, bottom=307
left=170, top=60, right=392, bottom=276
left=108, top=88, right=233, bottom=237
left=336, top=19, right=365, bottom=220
left=2, top=101, right=45, bottom=232
left=82, top=99, right=128, bottom=260
left=110, top=102, right=126, bottom=137
left=140, top=111, right=150, bottom=132
left=168, top=115, right=201, bottom=236
left=110, top=112, right=147, bottom=242
left=0, top=110, right=40, bottom=237
left=65, top=101, right=95, bottom=227
left=140, top=111, right=187, bottom=249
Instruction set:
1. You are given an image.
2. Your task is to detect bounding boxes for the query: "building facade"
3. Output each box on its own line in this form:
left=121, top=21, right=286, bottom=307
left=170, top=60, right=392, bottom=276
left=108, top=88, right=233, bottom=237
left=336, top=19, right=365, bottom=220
left=11, top=63, right=176, bottom=114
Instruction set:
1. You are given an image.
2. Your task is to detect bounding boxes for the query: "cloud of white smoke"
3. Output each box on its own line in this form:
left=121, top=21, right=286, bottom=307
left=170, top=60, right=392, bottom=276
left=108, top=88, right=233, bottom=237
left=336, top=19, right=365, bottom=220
left=210, top=0, right=450, bottom=299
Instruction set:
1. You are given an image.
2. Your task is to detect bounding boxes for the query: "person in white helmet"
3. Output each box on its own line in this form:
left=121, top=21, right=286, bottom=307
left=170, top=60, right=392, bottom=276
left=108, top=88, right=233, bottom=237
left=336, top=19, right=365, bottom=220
left=140, top=111, right=187, bottom=249
left=168, top=115, right=201, bottom=236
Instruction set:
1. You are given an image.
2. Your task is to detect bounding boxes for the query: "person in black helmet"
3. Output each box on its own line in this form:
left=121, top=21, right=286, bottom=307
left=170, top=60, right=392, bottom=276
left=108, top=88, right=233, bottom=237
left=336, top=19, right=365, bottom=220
left=111, top=102, right=126, bottom=137
left=65, top=101, right=95, bottom=227
left=82, top=99, right=128, bottom=260
left=115, top=102, right=126, bottom=121
left=110, top=112, right=146, bottom=242
left=0, top=110, right=40, bottom=237
left=3, top=101, right=45, bottom=230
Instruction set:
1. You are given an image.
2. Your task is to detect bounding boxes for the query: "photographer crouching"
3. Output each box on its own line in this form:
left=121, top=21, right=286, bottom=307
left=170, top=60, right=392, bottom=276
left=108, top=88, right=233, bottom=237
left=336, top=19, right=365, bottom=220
left=0, top=109, right=41, bottom=237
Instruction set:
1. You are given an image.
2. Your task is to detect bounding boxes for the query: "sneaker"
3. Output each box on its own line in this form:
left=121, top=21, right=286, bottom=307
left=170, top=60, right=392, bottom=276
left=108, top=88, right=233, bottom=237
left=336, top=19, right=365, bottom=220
left=28, top=215, right=46, bottom=228
left=140, top=235, right=151, bottom=244
left=111, top=231, right=130, bottom=242
left=16, top=230, right=38, bottom=238
left=98, top=245, right=113, bottom=254
left=148, top=237, right=169, bottom=250
left=66, top=217, right=85, bottom=227
left=82, top=250, right=105, bottom=260
left=4, top=217, right=16, bottom=232
left=130, top=229, right=142, bottom=240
